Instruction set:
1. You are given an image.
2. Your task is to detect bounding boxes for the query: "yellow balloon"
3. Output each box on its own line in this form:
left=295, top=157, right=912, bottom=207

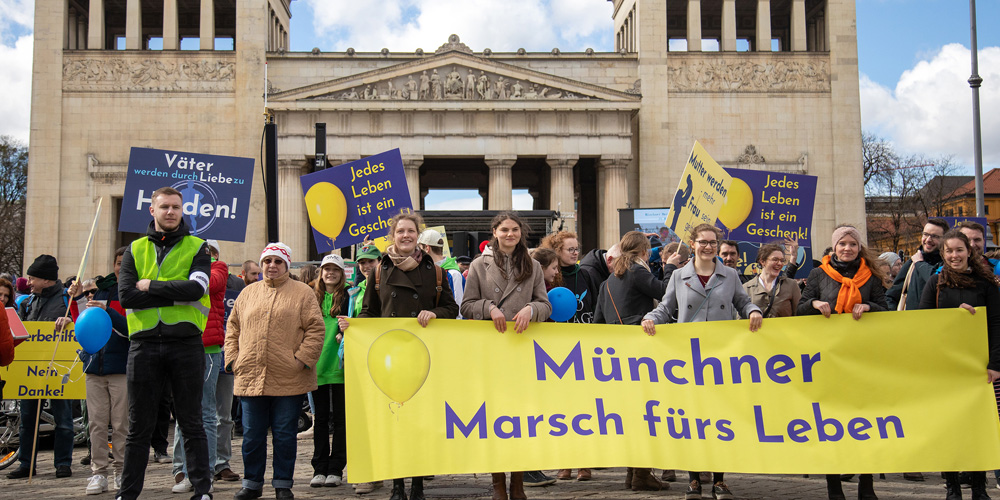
left=718, top=178, right=754, bottom=229
left=367, top=329, right=431, bottom=404
left=304, top=182, right=348, bottom=238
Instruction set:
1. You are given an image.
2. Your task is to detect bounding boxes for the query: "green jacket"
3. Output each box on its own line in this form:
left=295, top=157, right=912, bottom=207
left=316, top=290, right=345, bottom=385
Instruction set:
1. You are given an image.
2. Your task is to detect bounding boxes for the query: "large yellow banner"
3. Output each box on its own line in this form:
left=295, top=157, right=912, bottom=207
left=345, top=310, right=1000, bottom=481
left=2, top=321, right=86, bottom=399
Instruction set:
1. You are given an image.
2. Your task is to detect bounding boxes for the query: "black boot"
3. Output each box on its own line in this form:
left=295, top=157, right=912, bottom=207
left=410, top=476, right=426, bottom=500
left=826, top=474, right=846, bottom=500
left=946, top=472, right=964, bottom=500
left=389, top=479, right=407, bottom=500
left=857, top=474, right=878, bottom=500
left=971, top=471, right=991, bottom=500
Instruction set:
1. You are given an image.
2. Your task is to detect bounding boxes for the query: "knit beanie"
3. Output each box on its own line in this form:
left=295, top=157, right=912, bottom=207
left=260, top=242, right=292, bottom=269
left=831, top=226, right=862, bottom=250
left=26, top=254, right=59, bottom=281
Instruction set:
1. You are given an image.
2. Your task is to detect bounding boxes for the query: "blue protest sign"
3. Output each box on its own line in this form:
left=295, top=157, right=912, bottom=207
left=300, top=149, right=413, bottom=253
left=118, top=147, right=254, bottom=242
left=941, top=216, right=988, bottom=231
left=717, top=169, right=818, bottom=248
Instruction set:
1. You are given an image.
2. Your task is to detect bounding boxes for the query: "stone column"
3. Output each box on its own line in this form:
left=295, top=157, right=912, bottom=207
left=125, top=0, right=142, bottom=50
left=686, top=0, right=701, bottom=51
left=791, top=0, right=807, bottom=51
left=402, top=156, right=423, bottom=210
left=200, top=0, right=215, bottom=50
left=485, top=157, right=516, bottom=211
left=77, top=15, right=87, bottom=49
left=598, top=156, right=629, bottom=249
left=547, top=155, right=577, bottom=233
left=278, top=159, right=308, bottom=258
left=163, top=0, right=179, bottom=50
left=721, top=0, right=736, bottom=51
left=756, top=0, right=771, bottom=51
left=88, top=0, right=104, bottom=49
left=68, top=8, right=78, bottom=49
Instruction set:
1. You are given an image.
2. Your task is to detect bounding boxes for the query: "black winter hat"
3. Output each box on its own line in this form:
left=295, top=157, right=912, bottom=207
left=26, top=254, right=59, bottom=281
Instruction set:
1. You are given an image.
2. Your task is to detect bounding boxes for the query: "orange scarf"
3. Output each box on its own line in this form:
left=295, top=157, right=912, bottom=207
left=818, top=255, right=872, bottom=314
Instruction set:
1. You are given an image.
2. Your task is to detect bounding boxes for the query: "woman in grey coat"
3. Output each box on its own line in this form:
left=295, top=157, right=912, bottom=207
left=641, top=223, right=762, bottom=500
left=461, top=212, right=551, bottom=500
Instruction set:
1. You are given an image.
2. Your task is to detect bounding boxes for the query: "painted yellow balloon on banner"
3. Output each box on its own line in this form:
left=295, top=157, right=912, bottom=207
left=304, top=182, right=348, bottom=239
left=367, top=329, right=431, bottom=404
left=718, top=178, right=753, bottom=229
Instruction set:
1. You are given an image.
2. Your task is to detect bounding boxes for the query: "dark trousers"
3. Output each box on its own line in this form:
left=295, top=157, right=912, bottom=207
left=117, top=340, right=211, bottom=500
left=241, top=395, right=302, bottom=490
left=310, top=384, right=346, bottom=476
left=151, top=386, right=173, bottom=455
left=17, top=399, right=74, bottom=470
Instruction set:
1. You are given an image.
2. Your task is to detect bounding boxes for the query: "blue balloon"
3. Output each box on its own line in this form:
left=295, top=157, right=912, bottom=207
left=547, top=286, right=577, bottom=323
left=14, top=294, right=27, bottom=309
left=75, top=306, right=112, bottom=354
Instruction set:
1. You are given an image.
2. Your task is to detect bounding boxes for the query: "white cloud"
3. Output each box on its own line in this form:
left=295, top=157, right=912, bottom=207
left=0, top=0, right=34, bottom=144
left=425, top=196, right=483, bottom=211
left=303, top=0, right=612, bottom=53
left=860, top=43, right=1000, bottom=168
left=513, top=191, right=533, bottom=210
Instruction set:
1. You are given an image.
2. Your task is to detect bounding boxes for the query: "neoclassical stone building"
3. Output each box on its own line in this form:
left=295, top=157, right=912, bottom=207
left=27, top=0, right=863, bottom=269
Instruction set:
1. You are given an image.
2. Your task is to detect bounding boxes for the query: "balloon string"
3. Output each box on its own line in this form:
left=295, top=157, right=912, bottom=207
left=388, top=401, right=402, bottom=421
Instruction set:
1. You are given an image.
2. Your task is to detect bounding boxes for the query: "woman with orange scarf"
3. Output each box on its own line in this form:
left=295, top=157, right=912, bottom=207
left=797, top=224, right=888, bottom=500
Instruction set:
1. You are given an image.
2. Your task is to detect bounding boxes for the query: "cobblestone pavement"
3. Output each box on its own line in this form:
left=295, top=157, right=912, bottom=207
left=1, top=437, right=993, bottom=499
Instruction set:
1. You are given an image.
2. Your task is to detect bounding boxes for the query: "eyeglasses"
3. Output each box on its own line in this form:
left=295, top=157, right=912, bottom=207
left=922, top=232, right=942, bottom=240
left=765, top=257, right=785, bottom=264
left=564, top=247, right=580, bottom=254
left=695, top=240, right=719, bottom=247
left=84, top=289, right=97, bottom=296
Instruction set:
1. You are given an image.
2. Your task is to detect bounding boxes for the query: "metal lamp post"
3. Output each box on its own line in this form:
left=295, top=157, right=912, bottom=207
left=970, top=0, right=985, bottom=217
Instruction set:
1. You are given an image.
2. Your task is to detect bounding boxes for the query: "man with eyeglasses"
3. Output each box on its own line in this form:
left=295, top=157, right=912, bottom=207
left=886, top=218, right=949, bottom=312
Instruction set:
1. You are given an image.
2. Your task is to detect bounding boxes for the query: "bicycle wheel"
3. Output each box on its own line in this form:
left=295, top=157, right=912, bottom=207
left=0, top=402, right=21, bottom=471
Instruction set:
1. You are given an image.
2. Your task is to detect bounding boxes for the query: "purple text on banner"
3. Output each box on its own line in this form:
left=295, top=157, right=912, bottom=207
left=117, top=147, right=255, bottom=242
left=300, top=149, right=413, bottom=253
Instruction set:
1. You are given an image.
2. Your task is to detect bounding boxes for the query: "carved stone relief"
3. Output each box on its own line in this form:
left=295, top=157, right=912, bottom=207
left=316, top=64, right=595, bottom=101
left=63, top=56, right=236, bottom=92
left=667, top=57, right=830, bottom=93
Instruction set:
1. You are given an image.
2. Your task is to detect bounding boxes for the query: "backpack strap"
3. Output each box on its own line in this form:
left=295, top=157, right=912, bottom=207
left=434, top=264, right=443, bottom=306
left=374, top=261, right=382, bottom=292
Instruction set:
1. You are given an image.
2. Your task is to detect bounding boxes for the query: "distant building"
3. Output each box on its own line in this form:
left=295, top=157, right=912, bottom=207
left=26, top=0, right=865, bottom=269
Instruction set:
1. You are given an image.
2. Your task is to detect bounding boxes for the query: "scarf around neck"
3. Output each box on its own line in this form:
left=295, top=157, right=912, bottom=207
left=819, top=254, right=871, bottom=314
left=386, top=245, right=423, bottom=272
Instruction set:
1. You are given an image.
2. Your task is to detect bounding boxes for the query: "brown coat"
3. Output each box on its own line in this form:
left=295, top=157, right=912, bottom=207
left=461, top=254, right=552, bottom=321
left=225, top=273, right=325, bottom=397
left=359, top=254, right=459, bottom=319
left=742, top=274, right=802, bottom=318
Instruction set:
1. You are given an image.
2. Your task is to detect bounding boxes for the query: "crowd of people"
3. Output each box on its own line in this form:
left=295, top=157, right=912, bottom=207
left=1, top=185, right=997, bottom=500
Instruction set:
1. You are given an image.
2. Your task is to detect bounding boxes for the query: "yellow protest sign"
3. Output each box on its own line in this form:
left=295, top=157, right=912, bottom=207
left=668, top=141, right=732, bottom=236
left=345, top=310, right=1000, bottom=481
left=2, top=322, right=86, bottom=399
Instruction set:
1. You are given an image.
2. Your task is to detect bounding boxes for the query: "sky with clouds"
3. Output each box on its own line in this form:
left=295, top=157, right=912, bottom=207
left=0, top=0, right=996, bottom=209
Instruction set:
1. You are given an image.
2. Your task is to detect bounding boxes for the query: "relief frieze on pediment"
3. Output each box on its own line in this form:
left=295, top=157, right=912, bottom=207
left=314, top=65, right=594, bottom=101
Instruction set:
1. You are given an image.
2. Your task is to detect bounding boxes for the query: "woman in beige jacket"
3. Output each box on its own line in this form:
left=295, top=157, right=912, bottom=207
left=461, top=212, right=551, bottom=500
left=224, top=242, right=325, bottom=500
